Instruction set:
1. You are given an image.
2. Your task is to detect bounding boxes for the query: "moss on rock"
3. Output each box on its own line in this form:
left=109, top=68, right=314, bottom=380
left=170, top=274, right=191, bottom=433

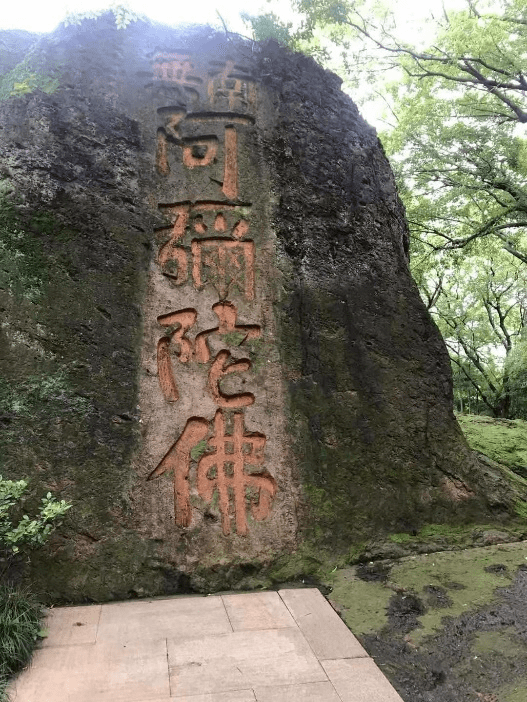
left=457, top=414, right=527, bottom=480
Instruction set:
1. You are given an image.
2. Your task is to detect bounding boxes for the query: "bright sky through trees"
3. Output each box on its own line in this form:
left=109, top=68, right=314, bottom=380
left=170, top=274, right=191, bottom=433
left=1, top=0, right=465, bottom=128
left=2, top=0, right=465, bottom=38
left=0, top=0, right=250, bottom=33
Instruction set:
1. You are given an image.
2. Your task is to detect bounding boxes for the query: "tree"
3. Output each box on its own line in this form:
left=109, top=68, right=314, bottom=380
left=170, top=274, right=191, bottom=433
left=245, top=0, right=527, bottom=417
left=417, top=251, right=527, bottom=417
left=250, top=0, right=527, bottom=262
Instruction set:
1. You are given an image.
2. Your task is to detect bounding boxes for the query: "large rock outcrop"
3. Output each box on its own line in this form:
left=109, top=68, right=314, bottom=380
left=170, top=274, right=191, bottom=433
left=0, top=15, right=524, bottom=600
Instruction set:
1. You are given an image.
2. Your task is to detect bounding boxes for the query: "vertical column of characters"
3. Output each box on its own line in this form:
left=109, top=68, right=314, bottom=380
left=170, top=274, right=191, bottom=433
left=147, top=54, right=276, bottom=536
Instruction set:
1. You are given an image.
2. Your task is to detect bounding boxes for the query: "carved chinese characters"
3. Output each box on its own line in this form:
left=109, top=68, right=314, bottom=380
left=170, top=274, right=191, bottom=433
left=155, top=203, right=255, bottom=300
left=153, top=55, right=257, bottom=113
left=156, top=301, right=261, bottom=406
left=146, top=53, right=275, bottom=537
left=148, top=411, right=276, bottom=536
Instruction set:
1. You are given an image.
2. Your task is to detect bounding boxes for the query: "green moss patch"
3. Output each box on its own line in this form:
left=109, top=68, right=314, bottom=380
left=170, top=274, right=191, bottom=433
left=391, top=543, right=527, bottom=642
left=499, top=678, right=527, bottom=702
left=472, top=628, right=525, bottom=659
left=0, top=372, right=91, bottom=425
left=0, top=192, right=48, bottom=300
left=221, top=332, right=246, bottom=346
left=326, top=541, right=527, bottom=645
left=190, top=440, right=208, bottom=461
left=386, top=523, right=526, bottom=554
left=458, top=414, right=527, bottom=479
left=328, top=571, right=392, bottom=635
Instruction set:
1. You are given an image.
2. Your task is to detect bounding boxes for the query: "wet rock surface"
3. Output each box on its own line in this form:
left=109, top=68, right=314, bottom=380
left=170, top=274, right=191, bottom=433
left=364, top=568, right=527, bottom=702
left=328, top=543, right=527, bottom=702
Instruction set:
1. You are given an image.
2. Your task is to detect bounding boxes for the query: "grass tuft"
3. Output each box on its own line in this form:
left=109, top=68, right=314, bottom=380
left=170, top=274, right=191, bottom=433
left=0, top=585, right=44, bottom=701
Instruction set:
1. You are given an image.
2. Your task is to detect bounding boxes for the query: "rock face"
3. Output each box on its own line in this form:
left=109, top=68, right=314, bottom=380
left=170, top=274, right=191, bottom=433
left=0, top=16, right=524, bottom=601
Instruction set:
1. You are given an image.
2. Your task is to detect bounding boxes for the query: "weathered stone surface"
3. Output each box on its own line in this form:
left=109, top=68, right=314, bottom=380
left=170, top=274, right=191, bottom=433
left=255, top=44, right=526, bottom=548
left=0, top=14, right=525, bottom=601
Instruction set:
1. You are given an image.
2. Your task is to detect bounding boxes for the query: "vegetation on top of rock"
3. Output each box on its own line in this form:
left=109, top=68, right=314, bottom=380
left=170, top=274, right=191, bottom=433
left=63, top=4, right=141, bottom=30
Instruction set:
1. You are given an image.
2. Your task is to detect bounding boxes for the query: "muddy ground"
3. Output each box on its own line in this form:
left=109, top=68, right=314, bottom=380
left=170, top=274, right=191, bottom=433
left=325, top=541, right=527, bottom=702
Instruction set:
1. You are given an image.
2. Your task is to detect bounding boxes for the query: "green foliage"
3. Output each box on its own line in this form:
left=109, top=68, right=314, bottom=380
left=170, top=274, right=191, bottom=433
left=507, top=336, right=527, bottom=419
left=242, top=8, right=331, bottom=63
left=388, top=0, right=527, bottom=417
left=0, top=585, right=44, bottom=702
left=418, top=251, right=527, bottom=418
left=0, top=477, right=71, bottom=557
left=263, top=0, right=527, bottom=262
left=0, top=59, right=59, bottom=102
left=242, top=12, right=295, bottom=45
left=0, top=478, right=70, bottom=698
left=63, top=3, right=140, bottom=30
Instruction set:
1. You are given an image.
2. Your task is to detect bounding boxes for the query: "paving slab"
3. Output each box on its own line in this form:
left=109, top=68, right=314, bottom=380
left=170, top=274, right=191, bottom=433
left=253, top=681, right=342, bottom=701
left=168, top=628, right=327, bottom=696
left=222, top=591, right=296, bottom=631
left=10, top=589, right=405, bottom=702
left=136, top=692, right=256, bottom=702
left=321, top=657, right=405, bottom=702
left=279, top=588, right=368, bottom=660
left=97, top=594, right=231, bottom=644
left=12, top=639, right=170, bottom=702
left=41, top=604, right=101, bottom=647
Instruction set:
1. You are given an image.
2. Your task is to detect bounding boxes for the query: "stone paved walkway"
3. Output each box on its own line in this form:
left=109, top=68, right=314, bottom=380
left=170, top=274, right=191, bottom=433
left=10, top=588, right=403, bottom=702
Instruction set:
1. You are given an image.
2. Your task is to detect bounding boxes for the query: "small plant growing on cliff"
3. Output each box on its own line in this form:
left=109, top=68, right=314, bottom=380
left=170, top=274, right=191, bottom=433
left=0, top=477, right=71, bottom=560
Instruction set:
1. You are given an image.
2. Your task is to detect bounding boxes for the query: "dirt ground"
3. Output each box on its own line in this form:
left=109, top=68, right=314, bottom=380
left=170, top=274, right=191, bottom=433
left=325, top=541, right=527, bottom=702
